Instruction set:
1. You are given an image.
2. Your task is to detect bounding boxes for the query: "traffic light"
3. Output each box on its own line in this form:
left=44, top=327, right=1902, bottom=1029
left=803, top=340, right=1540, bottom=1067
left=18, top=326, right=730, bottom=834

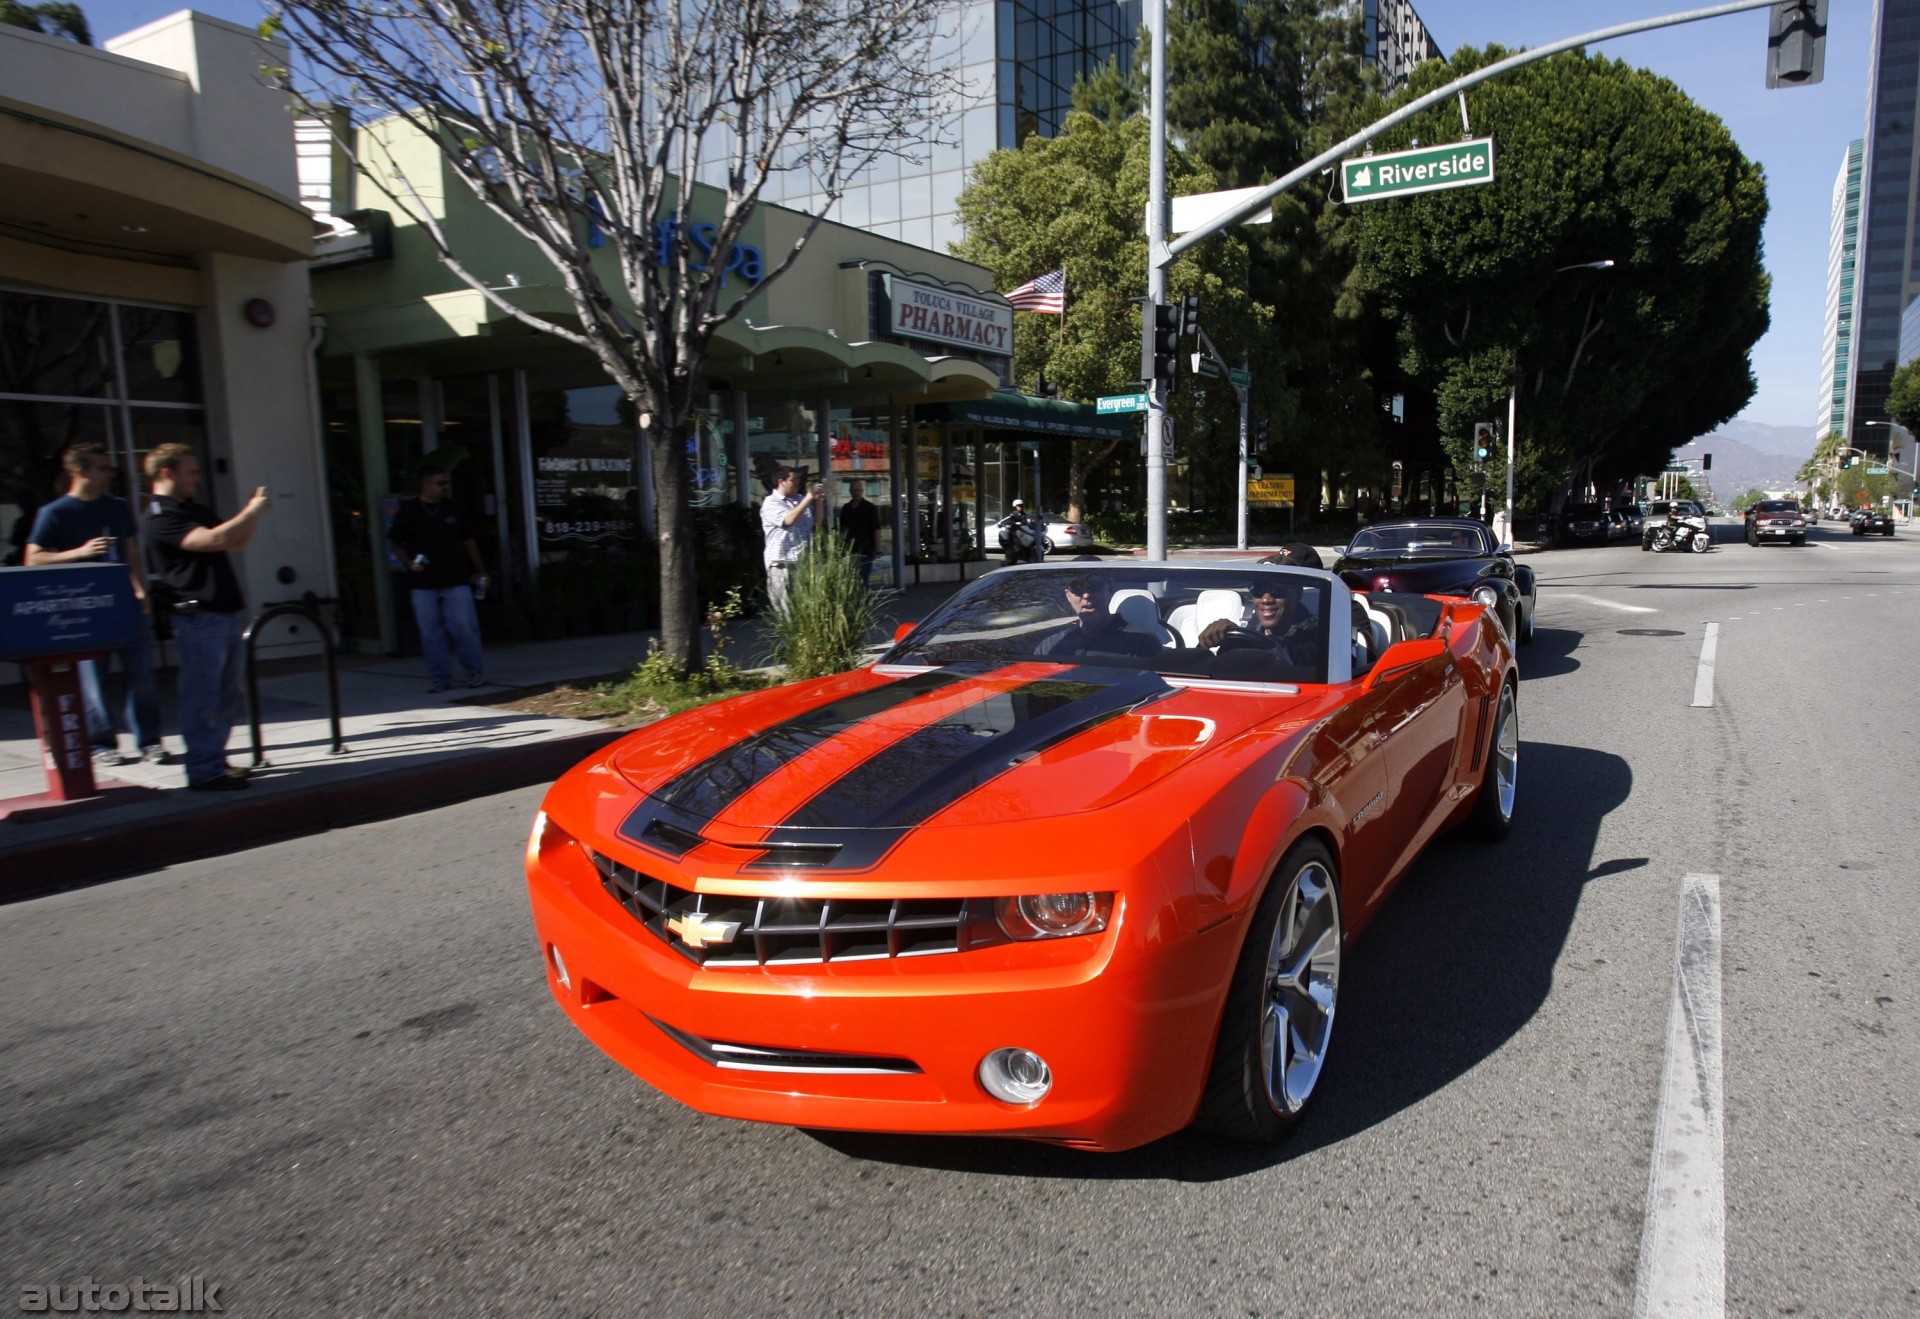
left=1177, top=293, right=1200, bottom=340
left=1766, top=1, right=1827, bottom=89
left=1473, top=421, right=1495, bottom=462
left=1840, top=453, right=1854, bottom=469
left=1702, top=453, right=1712, bottom=471
left=1141, top=301, right=1181, bottom=393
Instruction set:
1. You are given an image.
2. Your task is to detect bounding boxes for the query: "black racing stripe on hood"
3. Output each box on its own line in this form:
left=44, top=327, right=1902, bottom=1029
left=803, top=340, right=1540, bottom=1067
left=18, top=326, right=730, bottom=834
left=777, top=666, right=1173, bottom=832
left=648, top=667, right=968, bottom=823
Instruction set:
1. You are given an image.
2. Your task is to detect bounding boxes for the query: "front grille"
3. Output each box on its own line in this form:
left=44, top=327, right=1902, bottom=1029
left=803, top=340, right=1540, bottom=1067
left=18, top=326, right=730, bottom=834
left=589, top=849, right=1000, bottom=967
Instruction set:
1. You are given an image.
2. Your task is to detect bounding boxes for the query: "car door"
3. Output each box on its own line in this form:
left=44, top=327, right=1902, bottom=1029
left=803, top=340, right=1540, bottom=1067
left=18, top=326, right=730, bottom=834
left=1370, top=648, right=1469, bottom=900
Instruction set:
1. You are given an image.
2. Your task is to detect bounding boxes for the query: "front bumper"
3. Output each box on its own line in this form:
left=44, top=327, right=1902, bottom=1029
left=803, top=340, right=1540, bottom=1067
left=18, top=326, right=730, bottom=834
left=526, top=830, right=1235, bottom=1151
left=1753, top=524, right=1804, bottom=540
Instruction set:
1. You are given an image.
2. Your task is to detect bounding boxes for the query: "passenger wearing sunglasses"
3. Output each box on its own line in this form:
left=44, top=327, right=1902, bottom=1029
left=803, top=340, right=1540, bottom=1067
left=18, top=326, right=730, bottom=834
left=1034, top=576, right=1163, bottom=659
left=1198, top=579, right=1316, bottom=663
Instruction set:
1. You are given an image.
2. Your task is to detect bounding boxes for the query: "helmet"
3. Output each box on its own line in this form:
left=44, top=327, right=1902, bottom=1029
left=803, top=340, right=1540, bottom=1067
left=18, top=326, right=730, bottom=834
left=1011, top=499, right=1025, bottom=508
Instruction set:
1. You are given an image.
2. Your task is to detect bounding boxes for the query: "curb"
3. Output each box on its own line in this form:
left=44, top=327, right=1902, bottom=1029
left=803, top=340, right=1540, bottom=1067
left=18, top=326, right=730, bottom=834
left=1, top=726, right=628, bottom=903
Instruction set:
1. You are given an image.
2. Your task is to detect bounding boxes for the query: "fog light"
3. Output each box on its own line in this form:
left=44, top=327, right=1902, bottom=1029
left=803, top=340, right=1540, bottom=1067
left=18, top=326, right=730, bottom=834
left=978, top=1048, right=1052, bottom=1105
left=547, top=943, right=572, bottom=990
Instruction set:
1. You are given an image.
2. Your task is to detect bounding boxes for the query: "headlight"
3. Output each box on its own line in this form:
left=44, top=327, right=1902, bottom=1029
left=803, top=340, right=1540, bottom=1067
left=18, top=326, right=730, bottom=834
left=995, top=892, right=1113, bottom=940
left=527, top=809, right=577, bottom=864
left=1471, top=585, right=1501, bottom=611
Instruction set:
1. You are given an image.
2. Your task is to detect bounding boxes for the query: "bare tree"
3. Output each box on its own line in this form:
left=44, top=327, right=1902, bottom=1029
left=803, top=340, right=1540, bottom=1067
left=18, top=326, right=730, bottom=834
left=271, top=0, right=958, bottom=667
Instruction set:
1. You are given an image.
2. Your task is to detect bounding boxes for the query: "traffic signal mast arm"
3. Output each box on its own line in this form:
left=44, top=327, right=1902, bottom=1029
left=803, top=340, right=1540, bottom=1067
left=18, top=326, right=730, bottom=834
left=1160, top=0, right=1798, bottom=267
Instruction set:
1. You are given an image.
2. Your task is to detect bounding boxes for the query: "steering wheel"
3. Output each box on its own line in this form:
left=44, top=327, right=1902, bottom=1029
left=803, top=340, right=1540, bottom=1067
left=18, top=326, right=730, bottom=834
left=1212, top=626, right=1274, bottom=653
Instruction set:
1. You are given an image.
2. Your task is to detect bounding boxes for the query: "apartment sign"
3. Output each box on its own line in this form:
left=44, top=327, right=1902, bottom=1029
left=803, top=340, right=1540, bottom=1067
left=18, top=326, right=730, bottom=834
left=1342, top=138, right=1496, bottom=204
left=877, top=274, right=1012, bottom=358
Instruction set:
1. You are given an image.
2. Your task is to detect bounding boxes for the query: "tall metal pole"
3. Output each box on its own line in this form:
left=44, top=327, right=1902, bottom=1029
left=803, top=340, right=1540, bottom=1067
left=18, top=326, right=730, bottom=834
left=1236, top=363, right=1250, bottom=551
left=1144, top=0, right=1169, bottom=561
left=1504, top=385, right=1518, bottom=545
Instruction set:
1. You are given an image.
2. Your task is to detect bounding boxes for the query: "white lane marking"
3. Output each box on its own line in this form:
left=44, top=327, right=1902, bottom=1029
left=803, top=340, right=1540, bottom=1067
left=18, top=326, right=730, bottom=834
left=1558, top=592, right=1657, bottom=614
left=1634, top=873, right=1725, bottom=1319
left=1690, top=624, right=1719, bottom=708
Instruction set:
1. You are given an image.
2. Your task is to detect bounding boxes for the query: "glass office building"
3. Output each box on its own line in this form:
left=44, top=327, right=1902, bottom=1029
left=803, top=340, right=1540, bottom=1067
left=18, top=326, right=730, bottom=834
left=1849, top=0, right=1920, bottom=454
left=1363, top=0, right=1441, bottom=90
left=762, top=0, right=1142, bottom=254
left=1820, top=138, right=1863, bottom=439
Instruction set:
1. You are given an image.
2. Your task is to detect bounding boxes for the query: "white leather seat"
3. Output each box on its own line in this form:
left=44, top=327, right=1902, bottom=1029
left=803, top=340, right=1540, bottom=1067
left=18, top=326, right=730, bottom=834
left=1349, top=595, right=1393, bottom=672
left=1187, top=588, right=1246, bottom=648
left=1112, top=591, right=1180, bottom=648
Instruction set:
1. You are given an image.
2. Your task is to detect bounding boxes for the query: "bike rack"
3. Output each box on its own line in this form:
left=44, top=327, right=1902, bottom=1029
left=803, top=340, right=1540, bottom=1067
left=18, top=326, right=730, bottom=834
left=243, top=598, right=348, bottom=767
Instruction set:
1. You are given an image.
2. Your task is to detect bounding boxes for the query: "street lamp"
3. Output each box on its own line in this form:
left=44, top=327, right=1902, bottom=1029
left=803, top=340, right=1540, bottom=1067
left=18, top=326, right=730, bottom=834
left=1504, top=260, right=1617, bottom=545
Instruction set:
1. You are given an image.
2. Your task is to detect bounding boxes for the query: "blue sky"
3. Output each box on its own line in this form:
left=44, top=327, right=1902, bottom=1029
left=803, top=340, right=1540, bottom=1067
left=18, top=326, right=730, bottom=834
left=82, top=0, right=1862, bottom=431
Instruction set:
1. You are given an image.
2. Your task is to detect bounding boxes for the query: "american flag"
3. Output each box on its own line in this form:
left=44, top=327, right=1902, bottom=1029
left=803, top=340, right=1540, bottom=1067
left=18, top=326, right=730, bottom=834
left=1003, top=268, right=1066, bottom=314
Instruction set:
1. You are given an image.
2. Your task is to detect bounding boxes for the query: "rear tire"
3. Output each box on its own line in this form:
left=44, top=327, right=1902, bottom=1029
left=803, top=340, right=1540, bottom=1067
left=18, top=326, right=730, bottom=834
left=1467, top=681, right=1518, bottom=841
left=1196, top=839, right=1342, bottom=1144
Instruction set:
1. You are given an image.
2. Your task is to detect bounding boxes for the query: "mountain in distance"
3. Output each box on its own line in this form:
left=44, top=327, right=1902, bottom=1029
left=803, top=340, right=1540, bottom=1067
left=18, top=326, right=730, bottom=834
left=1674, top=419, right=1818, bottom=498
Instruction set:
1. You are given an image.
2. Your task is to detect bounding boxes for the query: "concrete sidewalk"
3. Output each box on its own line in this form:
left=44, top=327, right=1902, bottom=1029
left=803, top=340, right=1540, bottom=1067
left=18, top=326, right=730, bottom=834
left=0, top=578, right=992, bottom=899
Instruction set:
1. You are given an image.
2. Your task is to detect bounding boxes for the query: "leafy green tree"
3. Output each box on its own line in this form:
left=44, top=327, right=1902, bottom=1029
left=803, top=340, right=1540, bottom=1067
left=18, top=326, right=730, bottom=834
left=1162, top=0, right=1381, bottom=514
left=952, top=108, right=1262, bottom=520
left=1349, top=48, right=1768, bottom=510
left=1, top=0, right=89, bottom=42
left=1728, top=488, right=1766, bottom=513
left=1884, top=358, right=1920, bottom=437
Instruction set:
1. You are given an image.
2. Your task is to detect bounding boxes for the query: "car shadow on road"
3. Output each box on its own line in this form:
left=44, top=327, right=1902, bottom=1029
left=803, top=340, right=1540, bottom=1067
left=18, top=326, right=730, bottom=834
left=809, top=739, right=1632, bottom=1182
left=1514, top=626, right=1582, bottom=680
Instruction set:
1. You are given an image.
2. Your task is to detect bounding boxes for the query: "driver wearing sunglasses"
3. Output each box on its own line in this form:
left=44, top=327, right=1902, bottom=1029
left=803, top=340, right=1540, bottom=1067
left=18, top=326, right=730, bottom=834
left=1198, top=578, right=1316, bottom=661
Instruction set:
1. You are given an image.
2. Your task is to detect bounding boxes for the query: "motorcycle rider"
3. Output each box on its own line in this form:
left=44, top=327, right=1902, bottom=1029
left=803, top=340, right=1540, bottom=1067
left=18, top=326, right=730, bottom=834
left=1003, top=499, right=1045, bottom=565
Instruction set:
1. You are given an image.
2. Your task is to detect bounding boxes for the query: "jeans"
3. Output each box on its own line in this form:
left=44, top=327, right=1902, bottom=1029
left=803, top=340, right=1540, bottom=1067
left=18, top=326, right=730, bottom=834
left=409, top=586, right=483, bottom=682
left=173, top=610, right=247, bottom=785
left=79, top=623, right=161, bottom=752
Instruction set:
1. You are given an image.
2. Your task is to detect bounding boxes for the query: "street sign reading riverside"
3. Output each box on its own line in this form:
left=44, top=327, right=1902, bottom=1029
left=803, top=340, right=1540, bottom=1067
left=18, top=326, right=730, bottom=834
left=1342, top=138, right=1496, bottom=203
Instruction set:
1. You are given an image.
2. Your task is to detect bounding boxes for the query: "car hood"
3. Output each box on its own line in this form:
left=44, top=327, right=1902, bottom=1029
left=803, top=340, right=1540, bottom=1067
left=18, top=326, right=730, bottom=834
left=604, top=663, right=1319, bottom=842
left=1335, top=554, right=1489, bottom=586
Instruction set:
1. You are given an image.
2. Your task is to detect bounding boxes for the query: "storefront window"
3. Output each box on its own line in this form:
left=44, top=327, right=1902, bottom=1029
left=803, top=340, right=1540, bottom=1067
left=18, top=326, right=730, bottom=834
left=524, top=374, right=640, bottom=559
left=827, top=407, right=894, bottom=567
left=0, top=291, right=115, bottom=400
left=747, top=398, right=820, bottom=494
left=118, top=305, right=202, bottom=405
left=1, top=401, right=115, bottom=563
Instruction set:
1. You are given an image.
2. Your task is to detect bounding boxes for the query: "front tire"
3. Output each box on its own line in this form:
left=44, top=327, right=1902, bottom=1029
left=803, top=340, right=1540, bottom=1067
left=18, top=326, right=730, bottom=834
left=1197, top=839, right=1342, bottom=1144
left=1467, top=680, right=1518, bottom=841
left=1792, top=534, right=1806, bottom=547
left=1518, top=599, right=1536, bottom=644
left=1691, top=530, right=1711, bottom=553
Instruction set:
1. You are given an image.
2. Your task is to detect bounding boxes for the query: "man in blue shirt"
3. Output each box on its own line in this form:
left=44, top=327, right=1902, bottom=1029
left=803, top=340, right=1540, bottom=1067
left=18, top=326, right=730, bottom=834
left=25, top=443, right=163, bottom=766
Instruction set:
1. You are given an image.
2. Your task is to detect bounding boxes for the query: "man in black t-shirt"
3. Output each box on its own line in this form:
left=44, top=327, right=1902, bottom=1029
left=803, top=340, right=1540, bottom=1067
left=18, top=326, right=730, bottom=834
left=1033, top=575, right=1163, bottom=660
left=839, top=481, right=882, bottom=585
left=141, top=443, right=271, bottom=791
left=386, top=465, right=488, bottom=693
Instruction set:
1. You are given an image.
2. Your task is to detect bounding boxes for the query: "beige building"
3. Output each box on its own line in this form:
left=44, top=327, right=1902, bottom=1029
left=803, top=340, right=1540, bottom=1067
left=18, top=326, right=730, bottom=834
left=310, top=116, right=1120, bottom=649
left=0, top=11, right=326, bottom=657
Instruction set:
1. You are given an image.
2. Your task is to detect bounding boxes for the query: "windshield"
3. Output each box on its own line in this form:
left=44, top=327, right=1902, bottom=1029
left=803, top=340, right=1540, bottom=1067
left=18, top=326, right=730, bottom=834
left=1755, top=500, right=1800, bottom=513
left=1347, top=521, right=1493, bottom=557
left=881, top=566, right=1341, bottom=686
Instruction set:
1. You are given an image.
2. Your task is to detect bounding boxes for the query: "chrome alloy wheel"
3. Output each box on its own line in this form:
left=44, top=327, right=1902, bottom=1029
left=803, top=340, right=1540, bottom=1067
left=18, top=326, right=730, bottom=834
left=1490, top=684, right=1518, bottom=822
left=1260, top=861, right=1342, bottom=1117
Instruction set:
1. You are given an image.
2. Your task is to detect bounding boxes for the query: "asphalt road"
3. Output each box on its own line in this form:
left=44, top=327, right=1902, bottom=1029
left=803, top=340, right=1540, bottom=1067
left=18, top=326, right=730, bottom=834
left=2, top=519, right=1915, bottom=1316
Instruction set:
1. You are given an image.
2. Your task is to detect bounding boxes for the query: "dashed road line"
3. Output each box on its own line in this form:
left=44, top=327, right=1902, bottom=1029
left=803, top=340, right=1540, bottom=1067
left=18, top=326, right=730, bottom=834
left=1691, top=624, right=1718, bottom=708
left=1634, top=873, right=1725, bottom=1319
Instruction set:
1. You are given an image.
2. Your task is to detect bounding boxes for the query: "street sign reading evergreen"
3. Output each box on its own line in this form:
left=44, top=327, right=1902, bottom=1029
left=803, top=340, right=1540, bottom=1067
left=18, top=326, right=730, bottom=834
left=1341, top=138, right=1496, bottom=204
left=1097, top=393, right=1149, bottom=415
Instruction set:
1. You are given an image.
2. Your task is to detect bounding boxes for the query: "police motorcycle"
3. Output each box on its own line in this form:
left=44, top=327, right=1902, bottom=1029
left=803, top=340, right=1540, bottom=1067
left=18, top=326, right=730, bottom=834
left=997, top=504, right=1046, bottom=566
left=1645, top=506, right=1711, bottom=553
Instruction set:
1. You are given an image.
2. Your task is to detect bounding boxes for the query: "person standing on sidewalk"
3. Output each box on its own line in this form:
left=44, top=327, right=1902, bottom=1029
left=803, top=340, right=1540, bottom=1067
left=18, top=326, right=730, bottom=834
left=141, top=443, right=270, bottom=792
left=760, top=466, right=819, bottom=614
left=386, top=465, right=488, bottom=693
left=25, top=442, right=163, bottom=767
left=838, top=480, right=881, bottom=585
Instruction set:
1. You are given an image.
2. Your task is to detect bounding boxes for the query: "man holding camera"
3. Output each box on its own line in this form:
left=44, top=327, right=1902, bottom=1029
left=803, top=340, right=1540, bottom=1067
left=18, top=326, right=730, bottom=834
left=24, top=442, right=163, bottom=767
left=760, top=465, right=821, bottom=614
left=141, top=443, right=270, bottom=792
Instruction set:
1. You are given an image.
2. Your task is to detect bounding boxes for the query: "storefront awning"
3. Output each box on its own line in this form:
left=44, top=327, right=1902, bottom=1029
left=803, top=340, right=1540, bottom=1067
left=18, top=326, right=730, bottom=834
left=919, top=392, right=1129, bottom=440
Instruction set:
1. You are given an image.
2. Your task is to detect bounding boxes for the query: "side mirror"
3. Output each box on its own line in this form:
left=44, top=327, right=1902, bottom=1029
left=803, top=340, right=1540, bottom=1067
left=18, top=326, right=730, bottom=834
left=1497, top=543, right=1513, bottom=555
left=1361, top=636, right=1445, bottom=691
left=893, top=621, right=916, bottom=643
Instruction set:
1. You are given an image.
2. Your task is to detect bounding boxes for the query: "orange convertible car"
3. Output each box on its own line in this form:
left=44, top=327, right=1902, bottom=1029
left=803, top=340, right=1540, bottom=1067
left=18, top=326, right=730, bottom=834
left=526, top=562, right=1518, bottom=1151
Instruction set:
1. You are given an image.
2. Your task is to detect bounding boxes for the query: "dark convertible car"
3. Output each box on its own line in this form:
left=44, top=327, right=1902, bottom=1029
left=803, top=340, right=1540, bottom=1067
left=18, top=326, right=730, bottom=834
left=1333, top=518, right=1537, bottom=645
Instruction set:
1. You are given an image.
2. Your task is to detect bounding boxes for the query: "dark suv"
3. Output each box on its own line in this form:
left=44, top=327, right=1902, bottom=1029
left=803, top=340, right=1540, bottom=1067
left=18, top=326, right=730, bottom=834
left=1745, top=499, right=1808, bottom=547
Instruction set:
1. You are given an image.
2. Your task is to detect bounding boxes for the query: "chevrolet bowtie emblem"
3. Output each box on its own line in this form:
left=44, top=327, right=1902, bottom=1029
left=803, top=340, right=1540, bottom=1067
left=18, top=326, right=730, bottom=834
left=665, top=911, right=742, bottom=949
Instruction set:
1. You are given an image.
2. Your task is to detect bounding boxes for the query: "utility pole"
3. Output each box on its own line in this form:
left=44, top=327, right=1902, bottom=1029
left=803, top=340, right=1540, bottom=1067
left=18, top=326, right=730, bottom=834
left=1143, top=0, right=1169, bottom=561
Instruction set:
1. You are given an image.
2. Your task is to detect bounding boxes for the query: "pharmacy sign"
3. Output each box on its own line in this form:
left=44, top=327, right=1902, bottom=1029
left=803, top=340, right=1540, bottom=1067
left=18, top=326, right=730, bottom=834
left=1342, top=138, right=1496, bottom=204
